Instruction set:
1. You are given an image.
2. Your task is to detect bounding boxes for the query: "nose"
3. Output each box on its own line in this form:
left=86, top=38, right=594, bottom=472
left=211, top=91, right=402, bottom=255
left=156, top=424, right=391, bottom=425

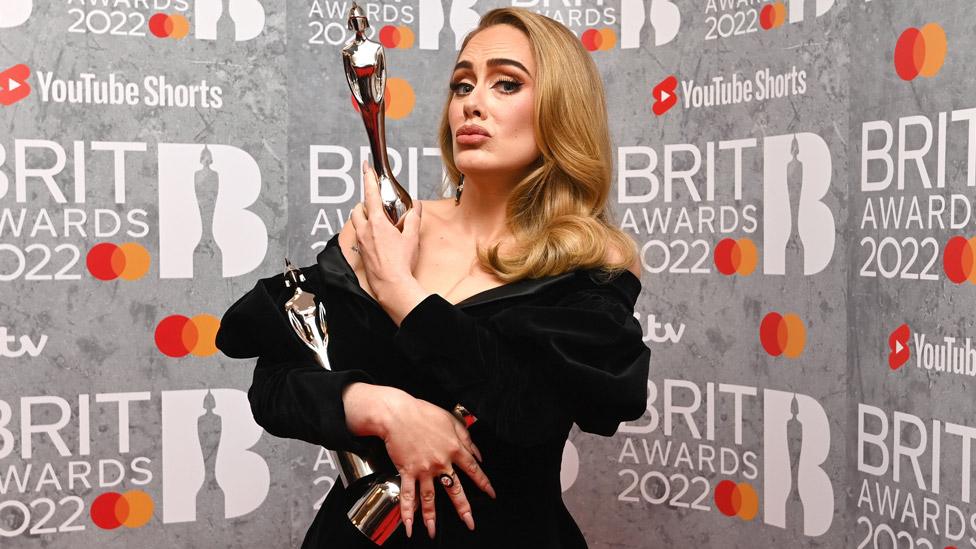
left=462, top=86, right=485, bottom=120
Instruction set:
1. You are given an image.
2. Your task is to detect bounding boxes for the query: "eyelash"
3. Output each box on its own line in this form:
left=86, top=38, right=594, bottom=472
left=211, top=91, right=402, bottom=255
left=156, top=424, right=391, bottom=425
left=449, top=79, right=524, bottom=96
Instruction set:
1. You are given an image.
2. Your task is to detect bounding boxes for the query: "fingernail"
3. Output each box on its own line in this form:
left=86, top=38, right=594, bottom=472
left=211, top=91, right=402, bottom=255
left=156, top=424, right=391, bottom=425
left=425, top=519, right=435, bottom=538
left=462, top=511, right=475, bottom=531
left=488, top=484, right=497, bottom=499
left=361, top=159, right=367, bottom=174
left=404, top=518, right=412, bottom=538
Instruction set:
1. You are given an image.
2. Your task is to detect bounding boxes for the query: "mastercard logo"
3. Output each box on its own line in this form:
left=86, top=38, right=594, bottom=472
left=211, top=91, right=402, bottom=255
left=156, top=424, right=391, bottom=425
left=91, top=490, right=153, bottom=529
left=350, top=77, right=415, bottom=120
left=760, top=312, right=806, bottom=358
left=155, top=314, right=220, bottom=357
left=148, top=13, right=190, bottom=39
left=942, top=236, right=976, bottom=284
left=581, top=28, right=617, bottom=52
left=894, top=23, right=947, bottom=81
left=86, top=243, right=150, bottom=281
left=714, top=238, right=758, bottom=276
left=759, top=3, right=787, bottom=30
left=379, top=25, right=415, bottom=49
left=714, top=480, right=758, bottom=521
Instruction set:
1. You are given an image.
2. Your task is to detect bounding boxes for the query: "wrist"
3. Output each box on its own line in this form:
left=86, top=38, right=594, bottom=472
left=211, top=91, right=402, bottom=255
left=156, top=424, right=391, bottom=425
left=375, top=277, right=432, bottom=326
left=342, top=382, right=411, bottom=439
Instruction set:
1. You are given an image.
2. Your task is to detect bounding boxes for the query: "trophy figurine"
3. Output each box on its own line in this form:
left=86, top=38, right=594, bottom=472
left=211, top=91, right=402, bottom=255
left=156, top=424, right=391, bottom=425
left=342, top=2, right=413, bottom=228
left=283, top=259, right=397, bottom=544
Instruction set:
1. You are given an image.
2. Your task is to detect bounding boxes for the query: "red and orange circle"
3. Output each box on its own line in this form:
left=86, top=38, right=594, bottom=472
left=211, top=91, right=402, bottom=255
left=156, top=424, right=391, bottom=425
left=155, top=314, right=221, bottom=357
left=760, top=312, right=806, bottom=358
left=894, top=23, right=946, bottom=81
left=759, top=3, right=787, bottom=30
left=943, top=236, right=976, bottom=284
left=350, top=77, right=415, bottom=120
left=91, top=490, right=154, bottom=529
left=714, top=480, right=758, bottom=521
left=149, top=13, right=190, bottom=40
left=581, top=29, right=617, bottom=52
left=86, top=243, right=150, bottom=281
left=714, top=238, right=758, bottom=276
left=379, top=25, right=415, bottom=49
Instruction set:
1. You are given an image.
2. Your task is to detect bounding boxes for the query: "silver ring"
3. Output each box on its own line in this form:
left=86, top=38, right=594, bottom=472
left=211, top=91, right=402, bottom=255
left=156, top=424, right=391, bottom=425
left=438, top=471, right=456, bottom=488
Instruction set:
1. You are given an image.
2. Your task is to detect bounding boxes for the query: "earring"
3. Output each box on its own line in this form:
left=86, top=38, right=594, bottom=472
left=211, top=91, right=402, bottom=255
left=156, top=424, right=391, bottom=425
left=454, top=175, right=464, bottom=205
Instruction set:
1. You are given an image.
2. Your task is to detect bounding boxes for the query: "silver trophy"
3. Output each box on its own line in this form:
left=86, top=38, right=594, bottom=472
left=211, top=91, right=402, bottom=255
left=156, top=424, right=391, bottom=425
left=283, top=259, right=399, bottom=544
left=342, top=2, right=413, bottom=228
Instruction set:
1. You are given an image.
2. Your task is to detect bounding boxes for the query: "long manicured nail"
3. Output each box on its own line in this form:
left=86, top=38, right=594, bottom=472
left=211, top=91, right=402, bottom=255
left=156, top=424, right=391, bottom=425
left=462, top=511, right=475, bottom=531
left=425, top=519, right=436, bottom=538
left=404, top=518, right=412, bottom=538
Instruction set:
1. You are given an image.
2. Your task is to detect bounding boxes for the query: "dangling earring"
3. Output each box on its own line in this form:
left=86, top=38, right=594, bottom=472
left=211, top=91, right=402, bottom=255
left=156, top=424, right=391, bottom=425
left=454, top=175, right=464, bottom=205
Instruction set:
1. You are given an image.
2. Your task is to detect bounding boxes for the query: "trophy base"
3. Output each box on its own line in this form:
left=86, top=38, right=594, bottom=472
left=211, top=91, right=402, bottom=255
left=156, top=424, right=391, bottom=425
left=347, top=476, right=402, bottom=545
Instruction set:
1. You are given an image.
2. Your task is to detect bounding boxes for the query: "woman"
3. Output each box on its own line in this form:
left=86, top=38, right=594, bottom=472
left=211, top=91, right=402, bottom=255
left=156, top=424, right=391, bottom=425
left=216, top=7, right=650, bottom=548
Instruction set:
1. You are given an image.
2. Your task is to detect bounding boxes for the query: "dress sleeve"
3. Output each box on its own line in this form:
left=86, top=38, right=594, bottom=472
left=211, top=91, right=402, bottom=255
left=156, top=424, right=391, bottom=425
left=215, top=271, right=374, bottom=453
left=392, top=274, right=650, bottom=447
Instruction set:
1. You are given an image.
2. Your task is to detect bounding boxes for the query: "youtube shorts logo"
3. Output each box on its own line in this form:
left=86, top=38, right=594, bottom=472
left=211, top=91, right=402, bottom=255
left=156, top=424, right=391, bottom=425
left=0, top=64, right=30, bottom=106
left=652, top=75, right=678, bottom=116
left=888, top=323, right=911, bottom=370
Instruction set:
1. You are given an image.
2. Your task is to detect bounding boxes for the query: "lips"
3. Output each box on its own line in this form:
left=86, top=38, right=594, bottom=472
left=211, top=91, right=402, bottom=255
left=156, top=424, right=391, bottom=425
left=456, top=124, right=490, bottom=138
left=456, top=124, right=490, bottom=146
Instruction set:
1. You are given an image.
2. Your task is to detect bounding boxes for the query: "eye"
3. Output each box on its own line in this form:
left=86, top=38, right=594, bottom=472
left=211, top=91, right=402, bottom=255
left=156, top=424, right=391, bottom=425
left=495, top=79, right=524, bottom=94
left=449, top=81, right=474, bottom=95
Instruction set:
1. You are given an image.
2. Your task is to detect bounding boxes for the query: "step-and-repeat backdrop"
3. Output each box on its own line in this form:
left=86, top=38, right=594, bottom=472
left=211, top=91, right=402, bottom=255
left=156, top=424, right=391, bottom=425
left=0, top=0, right=971, bottom=547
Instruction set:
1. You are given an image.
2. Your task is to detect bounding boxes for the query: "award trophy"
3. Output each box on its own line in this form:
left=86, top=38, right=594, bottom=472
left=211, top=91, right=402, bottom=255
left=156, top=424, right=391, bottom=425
left=342, top=2, right=413, bottom=227
left=282, top=259, right=400, bottom=544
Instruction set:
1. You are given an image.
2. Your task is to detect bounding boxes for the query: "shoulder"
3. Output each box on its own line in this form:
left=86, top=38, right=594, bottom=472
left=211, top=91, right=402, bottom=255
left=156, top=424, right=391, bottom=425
left=604, top=244, right=642, bottom=279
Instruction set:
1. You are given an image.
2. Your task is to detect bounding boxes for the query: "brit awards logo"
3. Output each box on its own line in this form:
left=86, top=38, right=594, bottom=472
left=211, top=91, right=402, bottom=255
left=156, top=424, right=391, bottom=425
left=762, top=133, right=835, bottom=276
left=157, top=144, right=268, bottom=279
left=0, top=0, right=31, bottom=28
left=161, top=389, right=270, bottom=523
left=620, top=0, right=680, bottom=48
left=194, top=0, right=266, bottom=41
left=763, top=391, right=833, bottom=536
left=418, top=0, right=480, bottom=50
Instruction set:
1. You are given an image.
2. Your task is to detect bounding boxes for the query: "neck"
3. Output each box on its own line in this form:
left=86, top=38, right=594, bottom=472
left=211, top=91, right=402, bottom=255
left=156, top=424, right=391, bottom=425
left=452, top=171, right=519, bottom=246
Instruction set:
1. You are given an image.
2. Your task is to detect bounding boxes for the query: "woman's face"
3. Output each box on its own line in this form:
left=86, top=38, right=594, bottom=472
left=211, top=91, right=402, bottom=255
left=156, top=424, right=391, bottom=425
left=449, top=24, right=539, bottom=181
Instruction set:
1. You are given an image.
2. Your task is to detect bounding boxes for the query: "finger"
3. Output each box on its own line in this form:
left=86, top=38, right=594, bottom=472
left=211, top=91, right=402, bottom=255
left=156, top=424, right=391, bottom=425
left=361, top=160, right=380, bottom=221
left=454, top=424, right=482, bottom=463
left=420, top=475, right=437, bottom=538
left=402, top=200, right=422, bottom=241
left=398, top=472, right=416, bottom=538
left=349, top=202, right=367, bottom=232
left=441, top=470, right=475, bottom=531
left=457, top=452, right=496, bottom=500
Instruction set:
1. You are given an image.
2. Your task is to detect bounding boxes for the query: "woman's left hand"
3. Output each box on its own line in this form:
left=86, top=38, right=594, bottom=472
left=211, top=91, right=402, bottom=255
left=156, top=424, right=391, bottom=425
left=349, top=160, right=429, bottom=324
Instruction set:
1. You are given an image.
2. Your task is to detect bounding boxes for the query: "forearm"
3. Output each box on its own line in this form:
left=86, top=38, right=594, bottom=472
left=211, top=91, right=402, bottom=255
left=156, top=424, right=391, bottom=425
left=373, top=276, right=432, bottom=327
left=342, top=382, right=411, bottom=439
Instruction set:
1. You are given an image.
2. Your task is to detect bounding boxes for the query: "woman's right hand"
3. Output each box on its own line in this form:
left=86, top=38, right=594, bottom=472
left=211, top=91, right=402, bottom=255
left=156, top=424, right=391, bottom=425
left=342, top=383, right=496, bottom=539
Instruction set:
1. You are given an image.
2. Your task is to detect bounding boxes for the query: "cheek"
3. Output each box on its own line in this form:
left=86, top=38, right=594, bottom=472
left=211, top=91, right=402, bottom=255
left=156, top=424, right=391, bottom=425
left=509, top=96, right=536, bottom=149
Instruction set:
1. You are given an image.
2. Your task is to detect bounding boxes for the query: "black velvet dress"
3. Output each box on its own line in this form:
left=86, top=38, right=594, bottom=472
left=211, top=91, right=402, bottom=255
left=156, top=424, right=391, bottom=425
left=215, top=234, right=651, bottom=548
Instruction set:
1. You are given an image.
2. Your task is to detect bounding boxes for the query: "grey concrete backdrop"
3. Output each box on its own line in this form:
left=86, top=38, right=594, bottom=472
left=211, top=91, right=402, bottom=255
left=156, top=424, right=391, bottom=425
left=1, top=0, right=970, bottom=547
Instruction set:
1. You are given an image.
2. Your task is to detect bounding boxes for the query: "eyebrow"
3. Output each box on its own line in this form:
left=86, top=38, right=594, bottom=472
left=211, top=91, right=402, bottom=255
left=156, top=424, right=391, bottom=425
left=453, top=58, right=531, bottom=76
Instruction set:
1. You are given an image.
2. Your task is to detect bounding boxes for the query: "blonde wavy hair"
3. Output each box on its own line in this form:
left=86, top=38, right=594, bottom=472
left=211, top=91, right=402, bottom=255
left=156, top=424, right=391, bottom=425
left=437, top=7, right=638, bottom=282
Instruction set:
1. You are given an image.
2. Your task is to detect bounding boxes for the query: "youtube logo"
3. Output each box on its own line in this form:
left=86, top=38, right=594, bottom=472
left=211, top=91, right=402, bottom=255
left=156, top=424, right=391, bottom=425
left=0, top=64, right=31, bottom=106
left=652, top=75, right=678, bottom=116
left=888, top=323, right=911, bottom=370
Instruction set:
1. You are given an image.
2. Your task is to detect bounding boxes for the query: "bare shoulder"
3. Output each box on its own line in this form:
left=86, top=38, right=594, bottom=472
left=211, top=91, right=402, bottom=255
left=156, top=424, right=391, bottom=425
left=605, top=245, right=642, bottom=279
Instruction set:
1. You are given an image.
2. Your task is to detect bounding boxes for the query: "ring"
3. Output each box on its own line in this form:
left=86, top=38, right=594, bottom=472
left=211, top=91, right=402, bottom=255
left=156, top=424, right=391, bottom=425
left=351, top=244, right=360, bottom=254
left=438, top=471, right=457, bottom=488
